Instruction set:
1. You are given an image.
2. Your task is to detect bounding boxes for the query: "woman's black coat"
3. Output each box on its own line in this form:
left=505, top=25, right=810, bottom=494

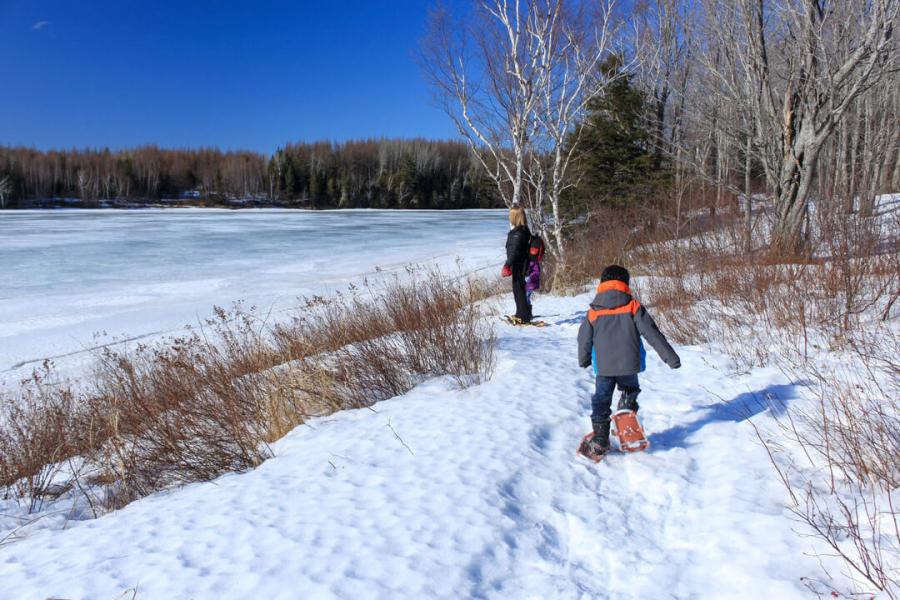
left=505, top=225, right=532, bottom=321
left=505, top=225, right=531, bottom=273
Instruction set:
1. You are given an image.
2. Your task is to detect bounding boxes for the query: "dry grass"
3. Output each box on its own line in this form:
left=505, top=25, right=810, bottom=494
left=753, top=333, right=900, bottom=598
left=621, top=201, right=899, bottom=364
left=0, top=268, right=496, bottom=513
left=272, top=269, right=496, bottom=409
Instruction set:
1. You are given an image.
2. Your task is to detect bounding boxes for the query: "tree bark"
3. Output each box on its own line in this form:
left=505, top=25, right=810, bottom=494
left=744, top=134, right=753, bottom=253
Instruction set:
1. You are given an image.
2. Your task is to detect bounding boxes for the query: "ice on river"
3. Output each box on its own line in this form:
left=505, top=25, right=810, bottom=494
left=0, top=209, right=507, bottom=386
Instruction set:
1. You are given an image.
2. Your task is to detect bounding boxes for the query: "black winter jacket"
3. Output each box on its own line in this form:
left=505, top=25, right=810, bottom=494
left=505, top=226, right=531, bottom=271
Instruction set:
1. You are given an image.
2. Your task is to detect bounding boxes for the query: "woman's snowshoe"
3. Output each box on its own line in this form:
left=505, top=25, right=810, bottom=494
left=502, top=315, right=547, bottom=327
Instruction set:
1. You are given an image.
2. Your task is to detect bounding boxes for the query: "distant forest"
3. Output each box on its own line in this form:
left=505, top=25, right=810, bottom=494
left=0, top=139, right=501, bottom=209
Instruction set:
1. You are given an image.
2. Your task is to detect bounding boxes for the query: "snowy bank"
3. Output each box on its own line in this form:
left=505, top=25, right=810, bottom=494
left=0, top=293, right=840, bottom=599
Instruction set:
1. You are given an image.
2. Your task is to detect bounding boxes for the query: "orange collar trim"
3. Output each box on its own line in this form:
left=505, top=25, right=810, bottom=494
left=596, top=280, right=632, bottom=295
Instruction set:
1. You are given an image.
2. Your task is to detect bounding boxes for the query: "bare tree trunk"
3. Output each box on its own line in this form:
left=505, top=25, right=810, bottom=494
left=744, top=134, right=753, bottom=253
left=881, top=116, right=900, bottom=192
left=835, top=110, right=850, bottom=208
left=686, top=0, right=899, bottom=254
left=0, top=175, right=9, bottom=209
left=891, top=127, right=900, bottom=191
left=674, top=145, right=684, bottom=237
left=770, top=141, right=822, bottom=255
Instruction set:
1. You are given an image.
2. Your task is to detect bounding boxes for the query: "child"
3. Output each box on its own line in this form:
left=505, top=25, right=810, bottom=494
left=524, top=238, right=544, bottom=309
left=577, top=265, right=681, bottom=456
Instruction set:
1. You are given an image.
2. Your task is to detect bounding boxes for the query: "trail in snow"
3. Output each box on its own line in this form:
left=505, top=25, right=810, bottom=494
left=0, top=293, right=829, bottom=599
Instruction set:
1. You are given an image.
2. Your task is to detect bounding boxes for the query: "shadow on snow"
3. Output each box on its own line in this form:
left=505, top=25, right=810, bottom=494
left=648, top=383, right=804, bottom=451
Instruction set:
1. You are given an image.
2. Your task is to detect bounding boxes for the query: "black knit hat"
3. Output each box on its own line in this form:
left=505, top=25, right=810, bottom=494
left=600, top=264, right=630, bottom=285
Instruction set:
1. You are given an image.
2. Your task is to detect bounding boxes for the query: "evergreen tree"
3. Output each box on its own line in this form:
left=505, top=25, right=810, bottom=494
left=214, top=169, right=224, bottom=200
left=570, top=56, right=669, bottom=212
left=397, top=153, right=418, bottom=208
left=270, top=149, right=286, bottom=199
left=308, top=167, right=319, bottom=205
left=284, top=164, right=295, bottom=200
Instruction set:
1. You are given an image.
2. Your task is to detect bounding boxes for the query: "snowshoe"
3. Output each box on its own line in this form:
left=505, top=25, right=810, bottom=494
left=501, top=315, right=547, bottom=327
left=611, top=409, right=649, bottom=452
left=577, top=432, right=610, bottom=463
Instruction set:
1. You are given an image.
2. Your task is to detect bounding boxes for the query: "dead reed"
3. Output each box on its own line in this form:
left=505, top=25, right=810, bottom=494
left=0, top=268, right=496, bottom=513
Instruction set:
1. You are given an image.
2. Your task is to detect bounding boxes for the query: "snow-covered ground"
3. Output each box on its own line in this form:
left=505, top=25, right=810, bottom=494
left=0, top=292, right=838, bottom=599
left=0, top=209, right=506, bottom=388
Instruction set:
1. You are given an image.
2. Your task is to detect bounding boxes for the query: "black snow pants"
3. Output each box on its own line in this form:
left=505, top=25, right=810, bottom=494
left=512, top=264, right=532, bottom=321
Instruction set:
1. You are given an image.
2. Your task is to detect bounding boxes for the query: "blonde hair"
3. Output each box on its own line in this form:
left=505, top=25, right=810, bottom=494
left=509, top=206, right=527, bottom=228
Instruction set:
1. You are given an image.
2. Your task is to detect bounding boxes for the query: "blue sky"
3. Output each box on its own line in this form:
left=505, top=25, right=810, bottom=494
left=0, top=0, right=460, bottom=153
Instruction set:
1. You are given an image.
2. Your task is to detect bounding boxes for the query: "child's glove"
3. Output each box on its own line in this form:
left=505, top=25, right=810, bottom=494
left=501, top=264, right=512, bottom=277
left=524, top=275, right=531, bottom=284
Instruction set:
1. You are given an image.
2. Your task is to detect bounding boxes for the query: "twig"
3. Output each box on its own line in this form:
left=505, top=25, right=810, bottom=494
left=386, top=418, right=414, bottom=456
left=67, top=456, right=99, bottom=519
left=0, top=508, right=69, bottom=547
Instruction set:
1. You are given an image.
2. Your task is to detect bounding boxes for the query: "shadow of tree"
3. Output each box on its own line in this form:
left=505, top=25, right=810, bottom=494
left=648, top=383, right=803, bottom=451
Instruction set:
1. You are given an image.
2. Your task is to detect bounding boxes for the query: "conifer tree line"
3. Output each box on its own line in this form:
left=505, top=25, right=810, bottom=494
left=0, top=138, right=499, bottom=209
left=5, top=0, right=898, bottom=248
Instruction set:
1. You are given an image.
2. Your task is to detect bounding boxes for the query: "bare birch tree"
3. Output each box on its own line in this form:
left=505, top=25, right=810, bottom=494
left=422, top=0, right=625, bottom=273
left=76, top=169, right=92, bottom=200
left=527, top=0, right=622, bottom=265
left=422, top=0, right=552, bottom=210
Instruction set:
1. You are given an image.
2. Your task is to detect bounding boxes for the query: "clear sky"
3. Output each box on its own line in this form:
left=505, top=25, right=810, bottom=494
left=0, top=0, right=460, bottom=153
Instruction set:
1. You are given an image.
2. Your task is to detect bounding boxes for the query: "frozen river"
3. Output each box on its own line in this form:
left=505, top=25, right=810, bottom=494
left=0, top=209, right=507, bottom=386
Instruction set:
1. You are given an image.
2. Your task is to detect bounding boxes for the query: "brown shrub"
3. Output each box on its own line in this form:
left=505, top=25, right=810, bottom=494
left=545, top=206, right=643, bottom=293
left=625, top=191, right=900, bottom=597
left=272, top=269, right=496, bottom=409
left=0, top=366, right=83, bottom=512
left=88, top=325, right=278, bottom=505
left=0, top=268, right=496, bottom=513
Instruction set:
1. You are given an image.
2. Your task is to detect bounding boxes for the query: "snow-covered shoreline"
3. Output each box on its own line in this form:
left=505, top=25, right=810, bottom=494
left=0, top=209, right=507, bottom=388
left=3, top=205, right=895, bottom=598
left=0, top=291, right=844, bottom=599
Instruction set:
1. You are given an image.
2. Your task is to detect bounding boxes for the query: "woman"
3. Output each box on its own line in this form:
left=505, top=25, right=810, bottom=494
left=503, top=206, right=532, bottom=323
